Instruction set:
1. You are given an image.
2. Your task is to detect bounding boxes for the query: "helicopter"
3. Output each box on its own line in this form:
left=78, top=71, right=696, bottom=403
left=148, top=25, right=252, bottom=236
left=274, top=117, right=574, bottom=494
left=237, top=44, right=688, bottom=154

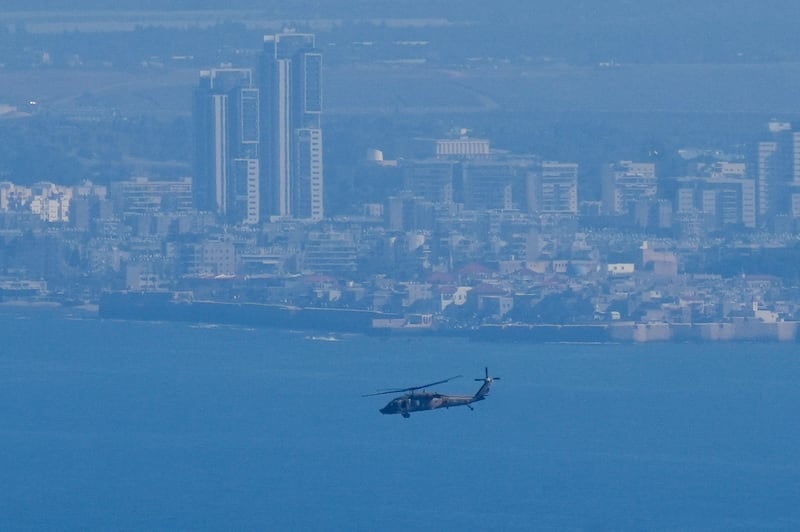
left=363, top=367, right=499, bottom=418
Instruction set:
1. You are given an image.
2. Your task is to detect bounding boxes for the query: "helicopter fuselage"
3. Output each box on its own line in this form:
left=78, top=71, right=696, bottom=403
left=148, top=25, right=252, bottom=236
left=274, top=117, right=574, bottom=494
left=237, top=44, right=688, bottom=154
left=379, top=392, right=484, bottom=418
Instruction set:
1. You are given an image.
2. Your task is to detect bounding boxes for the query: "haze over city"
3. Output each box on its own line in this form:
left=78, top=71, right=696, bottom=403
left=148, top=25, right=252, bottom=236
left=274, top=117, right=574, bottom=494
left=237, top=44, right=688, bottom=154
left=2, top=1, right=800, bottom=338
left=2, top=3, right=800, bottom=530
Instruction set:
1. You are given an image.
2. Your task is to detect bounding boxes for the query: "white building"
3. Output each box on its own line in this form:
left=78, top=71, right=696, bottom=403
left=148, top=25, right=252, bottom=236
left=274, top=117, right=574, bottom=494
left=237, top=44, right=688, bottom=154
left=435, top=134, right=491, bottom=159
left=2, top=181, right=72, bottom=222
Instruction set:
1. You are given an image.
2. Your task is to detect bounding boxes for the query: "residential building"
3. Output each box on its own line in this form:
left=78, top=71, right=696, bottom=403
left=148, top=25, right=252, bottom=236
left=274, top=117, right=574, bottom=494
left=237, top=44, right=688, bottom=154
left=302, top=230, right=357, bottom=274
left=676, top=176, right=756, bottom=229
left=110, top=177, right=193, bottom=216
left=401, top=159, right=457, bottom=204
left=756, top=121, right=798, bottom=227
left=527, top=161, right=579, bottom=215
left=602, top=161, right=657, bottom=216
left=461, top=158, right=533, bottom=211
left=385, top=192, right=435, bottom=232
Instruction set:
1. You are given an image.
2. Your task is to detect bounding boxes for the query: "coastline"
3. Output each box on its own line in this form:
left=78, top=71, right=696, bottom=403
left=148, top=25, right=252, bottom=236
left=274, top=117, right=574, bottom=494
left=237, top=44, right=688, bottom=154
left=95, top=292, right=800, bottom=343
left=472, top=321, right=799, bottom=343
left=0, top=300, right=100, bottom=314
left=4, top=295, right=797, bottom=343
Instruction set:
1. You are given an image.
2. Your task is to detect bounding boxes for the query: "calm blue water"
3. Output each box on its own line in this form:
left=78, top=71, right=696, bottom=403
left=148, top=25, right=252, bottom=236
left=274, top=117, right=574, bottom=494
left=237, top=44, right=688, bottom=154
left=1, top=307, right=800, bottom=530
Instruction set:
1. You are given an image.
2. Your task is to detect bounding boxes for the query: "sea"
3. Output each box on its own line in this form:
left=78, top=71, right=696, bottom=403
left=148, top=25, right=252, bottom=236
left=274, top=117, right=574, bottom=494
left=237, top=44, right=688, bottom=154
left=2, top=305, right=799, bottom=531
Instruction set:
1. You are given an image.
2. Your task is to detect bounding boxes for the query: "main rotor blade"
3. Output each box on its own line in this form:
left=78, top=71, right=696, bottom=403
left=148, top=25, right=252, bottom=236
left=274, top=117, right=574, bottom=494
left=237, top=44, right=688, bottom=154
left=412, top=375, right=462, bottom=391
left=362, top=385, right=424, bottom=397
left=361, top=375, right=462, bottom=397
left=361, top=389, right=405, bottom=397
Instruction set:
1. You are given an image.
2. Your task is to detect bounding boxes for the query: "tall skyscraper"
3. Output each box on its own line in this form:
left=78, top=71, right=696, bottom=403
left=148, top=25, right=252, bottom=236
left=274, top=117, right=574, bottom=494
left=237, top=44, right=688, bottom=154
left=193, top=68, right=260, bottom=225
left=193, top=31, right=324, bottom=224
left=258, top=31, right=324, bottom=221
left=756, top=121, right=794, bottom=228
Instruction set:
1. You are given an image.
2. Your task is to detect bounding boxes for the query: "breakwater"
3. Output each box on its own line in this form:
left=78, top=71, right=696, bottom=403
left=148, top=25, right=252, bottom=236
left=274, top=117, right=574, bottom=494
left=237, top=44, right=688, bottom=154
left=99, top=292, right=800, bottom=342
left=99, top=292, right=391, bottom=333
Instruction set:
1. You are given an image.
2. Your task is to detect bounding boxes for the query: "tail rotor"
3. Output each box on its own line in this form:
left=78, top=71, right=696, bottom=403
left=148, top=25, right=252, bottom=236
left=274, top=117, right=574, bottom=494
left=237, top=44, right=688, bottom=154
left=474, top=366, right=500, bottom=384
left=472, top=366, right=500, bottom=400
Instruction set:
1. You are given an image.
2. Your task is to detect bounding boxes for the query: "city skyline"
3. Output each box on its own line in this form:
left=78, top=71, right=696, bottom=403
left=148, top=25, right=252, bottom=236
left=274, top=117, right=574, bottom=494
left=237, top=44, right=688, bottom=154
left=4, top=9, right=800, bottom=327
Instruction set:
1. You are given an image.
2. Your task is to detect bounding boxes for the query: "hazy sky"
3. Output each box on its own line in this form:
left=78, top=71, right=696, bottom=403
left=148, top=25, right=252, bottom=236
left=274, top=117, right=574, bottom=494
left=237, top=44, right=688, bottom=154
left=5, top=1, right=798, bottom=50
left=3, top=0, right=798, bottom=18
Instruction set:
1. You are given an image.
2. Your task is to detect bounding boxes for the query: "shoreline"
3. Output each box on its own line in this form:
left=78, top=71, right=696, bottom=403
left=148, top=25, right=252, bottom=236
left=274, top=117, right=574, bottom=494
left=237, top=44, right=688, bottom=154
left=2, top=297, right=797, bottom=343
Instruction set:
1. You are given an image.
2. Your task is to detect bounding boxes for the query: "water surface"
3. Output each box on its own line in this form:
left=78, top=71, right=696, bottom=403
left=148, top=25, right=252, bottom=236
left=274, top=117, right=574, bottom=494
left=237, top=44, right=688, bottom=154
left=1, top=307, right=799, bottom=530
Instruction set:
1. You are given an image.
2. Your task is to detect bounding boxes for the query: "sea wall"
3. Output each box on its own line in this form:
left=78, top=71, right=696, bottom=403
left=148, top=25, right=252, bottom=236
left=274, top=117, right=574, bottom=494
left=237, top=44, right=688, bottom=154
left=477, top=321, right=800, bottom=343
left=608, top=320, right=798, bottom=342
left=472, top=324, right=610, bottom=342
left=99, top=292, right=800, bottom=342
left=98, top=292, right=388, bottom=333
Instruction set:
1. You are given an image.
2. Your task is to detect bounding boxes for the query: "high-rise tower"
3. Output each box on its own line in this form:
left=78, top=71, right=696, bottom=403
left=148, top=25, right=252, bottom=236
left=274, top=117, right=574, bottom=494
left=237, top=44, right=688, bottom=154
left=258, top=31, right=324, bottom=221
left=756, top=121, right=796, bottom=228
left=193, top=68, right=260, bottom=224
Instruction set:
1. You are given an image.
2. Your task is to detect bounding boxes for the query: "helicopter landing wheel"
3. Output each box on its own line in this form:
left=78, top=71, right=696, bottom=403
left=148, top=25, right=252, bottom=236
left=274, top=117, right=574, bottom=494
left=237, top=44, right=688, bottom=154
left=401, top=412, right=410, bottom=418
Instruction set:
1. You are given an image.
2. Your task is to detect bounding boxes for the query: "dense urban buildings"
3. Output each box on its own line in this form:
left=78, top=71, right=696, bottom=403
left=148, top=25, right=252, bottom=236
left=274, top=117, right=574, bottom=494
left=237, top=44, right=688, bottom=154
left=8, top=29, right=800, bottom=340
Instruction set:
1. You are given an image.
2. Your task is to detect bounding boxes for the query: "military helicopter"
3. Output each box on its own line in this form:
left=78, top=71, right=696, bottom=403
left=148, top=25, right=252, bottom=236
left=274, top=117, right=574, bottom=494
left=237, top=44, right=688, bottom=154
left=363, top=367, right=499, bottom=418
